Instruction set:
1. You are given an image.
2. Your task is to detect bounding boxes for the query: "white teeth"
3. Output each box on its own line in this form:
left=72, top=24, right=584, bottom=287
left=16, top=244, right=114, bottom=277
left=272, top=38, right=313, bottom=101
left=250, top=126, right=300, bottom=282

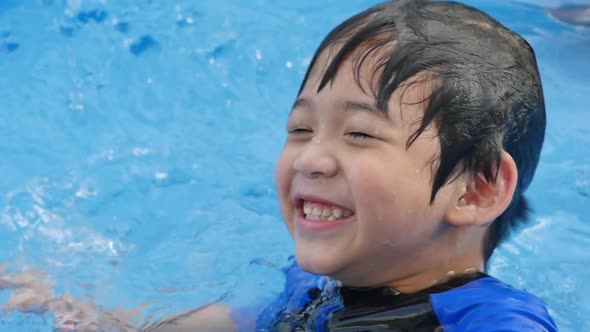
left=332, top=208, right=343, bottom=219
left=302, top=201, right=353, bottom=222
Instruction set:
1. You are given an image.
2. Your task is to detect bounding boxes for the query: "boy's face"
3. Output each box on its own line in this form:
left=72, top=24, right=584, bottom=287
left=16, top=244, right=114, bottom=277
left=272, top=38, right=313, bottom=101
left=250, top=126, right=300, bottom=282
left=275, top=53, right=463, bottom=287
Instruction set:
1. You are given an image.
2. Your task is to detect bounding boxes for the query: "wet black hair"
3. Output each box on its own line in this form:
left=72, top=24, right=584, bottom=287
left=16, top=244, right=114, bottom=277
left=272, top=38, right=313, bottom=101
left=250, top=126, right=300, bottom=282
left=298, top=0, right=545, bottom=264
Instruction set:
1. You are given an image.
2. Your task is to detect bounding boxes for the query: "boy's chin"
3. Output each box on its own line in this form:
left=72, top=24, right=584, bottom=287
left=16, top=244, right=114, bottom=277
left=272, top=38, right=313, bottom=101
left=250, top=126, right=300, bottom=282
left=294, top=246, right=347, bottom=277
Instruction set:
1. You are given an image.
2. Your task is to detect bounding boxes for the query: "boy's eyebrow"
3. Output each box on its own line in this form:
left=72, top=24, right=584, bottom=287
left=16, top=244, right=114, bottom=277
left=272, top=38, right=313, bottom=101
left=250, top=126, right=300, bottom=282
left=342, top=100, right=389, bottom=120
left=291, top=98, right=310, bottom=112
left=291, top=98, right=389, bottom=121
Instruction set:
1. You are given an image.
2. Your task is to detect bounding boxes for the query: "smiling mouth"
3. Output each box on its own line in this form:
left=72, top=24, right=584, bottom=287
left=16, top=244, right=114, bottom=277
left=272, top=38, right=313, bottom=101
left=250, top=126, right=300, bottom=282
left=297, top=199, right=354, bottom=222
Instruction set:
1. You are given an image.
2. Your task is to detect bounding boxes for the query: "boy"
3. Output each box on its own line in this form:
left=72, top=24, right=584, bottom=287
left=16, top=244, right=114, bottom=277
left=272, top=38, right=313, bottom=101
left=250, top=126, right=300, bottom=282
left=1, top=0, right=558, bottom=331
left=255, top=0, right=556, bottom=330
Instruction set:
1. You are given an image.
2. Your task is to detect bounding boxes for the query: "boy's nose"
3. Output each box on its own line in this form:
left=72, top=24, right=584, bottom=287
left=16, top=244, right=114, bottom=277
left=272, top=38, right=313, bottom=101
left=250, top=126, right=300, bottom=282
left=293, top=140, right=338, bottom=179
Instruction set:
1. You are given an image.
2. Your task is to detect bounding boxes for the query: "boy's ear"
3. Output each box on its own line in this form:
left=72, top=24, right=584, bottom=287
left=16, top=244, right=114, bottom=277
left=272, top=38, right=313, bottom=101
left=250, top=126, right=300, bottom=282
left=445, top=151, right=518, bottom=227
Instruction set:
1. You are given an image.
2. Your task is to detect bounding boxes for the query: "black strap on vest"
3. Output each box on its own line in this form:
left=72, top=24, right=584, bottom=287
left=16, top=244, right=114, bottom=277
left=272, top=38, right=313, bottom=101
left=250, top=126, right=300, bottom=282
left=328, top=272, right=487, bottom=332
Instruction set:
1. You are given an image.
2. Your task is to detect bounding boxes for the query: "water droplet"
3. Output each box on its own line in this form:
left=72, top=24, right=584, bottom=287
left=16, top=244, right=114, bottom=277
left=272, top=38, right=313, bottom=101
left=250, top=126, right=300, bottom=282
left=154, top=172, right=168, bottom=180
left=132, top=147, right=150, bottom=156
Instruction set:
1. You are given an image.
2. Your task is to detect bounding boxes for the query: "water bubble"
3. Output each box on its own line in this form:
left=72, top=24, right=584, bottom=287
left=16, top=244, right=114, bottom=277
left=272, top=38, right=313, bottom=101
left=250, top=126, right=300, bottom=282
left=176, top=16, right=195, bottom=27
left=75, top=182, right=97, bottom=199
left=67, top=91, right=85, bottom=112
left=154, top=172, right=169, bottom=181
left=108, top=241, right=118, bottom=255
left=132, top=147, right=151, bottom=156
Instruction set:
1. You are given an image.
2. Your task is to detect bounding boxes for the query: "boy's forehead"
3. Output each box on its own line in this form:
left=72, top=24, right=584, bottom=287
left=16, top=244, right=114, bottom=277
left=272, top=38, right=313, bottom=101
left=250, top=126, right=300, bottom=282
left=300, top=47, right=436, bottom=122
left=304, top=44, right=390, bottom=94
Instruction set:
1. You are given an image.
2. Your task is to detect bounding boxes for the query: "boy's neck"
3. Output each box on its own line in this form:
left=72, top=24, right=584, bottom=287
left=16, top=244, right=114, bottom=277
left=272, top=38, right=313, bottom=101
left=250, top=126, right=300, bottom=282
left=378, top=225, right=488, bottom=293
left=383, top=257, right=485, bottom=294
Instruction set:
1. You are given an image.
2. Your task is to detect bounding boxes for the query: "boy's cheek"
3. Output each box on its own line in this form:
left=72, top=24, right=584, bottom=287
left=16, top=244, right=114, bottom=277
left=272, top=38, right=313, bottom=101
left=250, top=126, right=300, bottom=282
left=274, top=159, right=294, bottom=223
left=274, top=155, right=292, bottom=195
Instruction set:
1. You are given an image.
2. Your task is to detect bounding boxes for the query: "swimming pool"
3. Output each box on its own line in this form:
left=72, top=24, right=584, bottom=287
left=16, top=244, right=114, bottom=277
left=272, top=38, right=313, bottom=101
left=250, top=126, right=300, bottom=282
left=0, top=0, right=588, bottom=330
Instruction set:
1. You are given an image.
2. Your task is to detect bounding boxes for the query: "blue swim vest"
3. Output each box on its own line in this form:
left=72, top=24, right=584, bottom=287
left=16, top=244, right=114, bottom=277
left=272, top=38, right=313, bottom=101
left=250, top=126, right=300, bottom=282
left=233, top=262, right=557, bottom=331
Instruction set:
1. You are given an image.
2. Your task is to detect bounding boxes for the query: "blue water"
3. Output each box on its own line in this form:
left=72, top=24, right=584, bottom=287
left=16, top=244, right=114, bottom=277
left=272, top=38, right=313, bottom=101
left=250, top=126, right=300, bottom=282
left=0, top=0, right=588, bottom=331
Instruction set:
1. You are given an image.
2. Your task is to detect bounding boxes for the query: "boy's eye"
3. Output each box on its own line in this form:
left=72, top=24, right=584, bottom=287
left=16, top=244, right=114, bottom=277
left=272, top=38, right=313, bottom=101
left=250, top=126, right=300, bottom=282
left=288, top=128, right=312, bottom=135
left=347, top=132, right=373, bottom=140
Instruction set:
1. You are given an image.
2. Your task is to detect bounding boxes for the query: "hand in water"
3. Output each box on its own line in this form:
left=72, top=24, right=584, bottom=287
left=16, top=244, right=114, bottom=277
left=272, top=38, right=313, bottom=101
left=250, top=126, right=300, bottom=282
left=1, top=264, right=236, bottom=332
left=51, top=294, right=102, bottom=332
left=0, top=264, right=55, bottom=314
left=0, top=264, right=139, bottom=332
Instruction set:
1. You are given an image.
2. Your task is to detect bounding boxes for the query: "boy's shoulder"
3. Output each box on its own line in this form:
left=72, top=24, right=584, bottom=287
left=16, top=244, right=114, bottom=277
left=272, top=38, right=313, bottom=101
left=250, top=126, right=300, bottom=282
left=431, top=275, right=558, bottom=332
